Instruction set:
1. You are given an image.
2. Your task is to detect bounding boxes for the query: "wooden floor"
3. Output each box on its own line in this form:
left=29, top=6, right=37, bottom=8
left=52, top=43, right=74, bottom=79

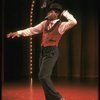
left=2, top=79, right=98, bottom=100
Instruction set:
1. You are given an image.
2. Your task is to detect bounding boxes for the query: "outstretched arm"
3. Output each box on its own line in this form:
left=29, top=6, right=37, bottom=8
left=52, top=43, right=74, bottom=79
left=7, top=20, right=46, bottom=38
left=7, top=27, right=36, bottom=39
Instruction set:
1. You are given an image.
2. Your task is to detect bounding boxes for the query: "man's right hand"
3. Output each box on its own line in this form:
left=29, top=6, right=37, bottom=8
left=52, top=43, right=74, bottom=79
left=7, top=32, right=20, bottom=38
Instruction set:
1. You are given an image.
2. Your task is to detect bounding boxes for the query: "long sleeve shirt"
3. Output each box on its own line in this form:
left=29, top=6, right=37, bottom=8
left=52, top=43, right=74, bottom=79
left=17, top=10, right=77, bottom=36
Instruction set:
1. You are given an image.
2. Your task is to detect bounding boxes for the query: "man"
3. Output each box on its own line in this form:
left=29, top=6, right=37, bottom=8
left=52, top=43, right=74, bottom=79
left=7, top=3, right=77, bottom=100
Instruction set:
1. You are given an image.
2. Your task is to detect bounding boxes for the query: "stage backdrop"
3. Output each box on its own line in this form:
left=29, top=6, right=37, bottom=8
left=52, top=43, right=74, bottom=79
left=4, top=0, right=98, bottom=82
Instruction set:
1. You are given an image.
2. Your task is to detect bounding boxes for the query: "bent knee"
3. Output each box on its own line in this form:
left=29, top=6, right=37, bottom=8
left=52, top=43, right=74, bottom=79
left=38, top=74, right=49, bottom=81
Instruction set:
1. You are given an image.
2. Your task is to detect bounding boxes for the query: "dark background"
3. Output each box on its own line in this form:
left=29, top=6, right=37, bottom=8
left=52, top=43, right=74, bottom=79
left=2, top=0, right=98, bottom=83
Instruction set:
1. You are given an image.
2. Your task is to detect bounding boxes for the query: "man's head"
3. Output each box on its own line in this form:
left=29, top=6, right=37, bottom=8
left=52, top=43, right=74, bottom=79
left=47, top=3, right=63, bottom=20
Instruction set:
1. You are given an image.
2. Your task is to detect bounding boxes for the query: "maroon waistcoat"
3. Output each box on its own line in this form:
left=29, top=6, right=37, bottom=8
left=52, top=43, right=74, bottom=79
left=41, top=20, right=62, bottom=47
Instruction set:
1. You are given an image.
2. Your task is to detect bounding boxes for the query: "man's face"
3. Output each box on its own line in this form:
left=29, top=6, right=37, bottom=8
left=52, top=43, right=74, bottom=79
left=47, top=10, right=59, bottom=20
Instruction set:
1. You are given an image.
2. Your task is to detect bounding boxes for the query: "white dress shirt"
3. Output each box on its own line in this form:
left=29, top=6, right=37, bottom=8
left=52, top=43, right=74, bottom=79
left=17, top=10, right=77, bottom=36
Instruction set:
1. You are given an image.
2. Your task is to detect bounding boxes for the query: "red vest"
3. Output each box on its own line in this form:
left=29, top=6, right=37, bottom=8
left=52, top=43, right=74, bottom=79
left=41, top=21, right=62, bottom=47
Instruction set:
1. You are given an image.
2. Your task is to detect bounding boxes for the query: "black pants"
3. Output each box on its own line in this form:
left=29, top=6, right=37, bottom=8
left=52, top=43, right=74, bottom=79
left=38, top=46, right=62, bottom=100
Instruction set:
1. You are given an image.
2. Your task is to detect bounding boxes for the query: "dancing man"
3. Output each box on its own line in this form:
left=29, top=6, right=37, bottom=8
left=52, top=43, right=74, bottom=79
left=7, top=3, right=77, bottom=100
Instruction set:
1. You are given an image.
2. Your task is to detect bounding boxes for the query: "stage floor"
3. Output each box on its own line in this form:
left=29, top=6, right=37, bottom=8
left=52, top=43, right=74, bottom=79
left=2, top=79, right=98, bottom=100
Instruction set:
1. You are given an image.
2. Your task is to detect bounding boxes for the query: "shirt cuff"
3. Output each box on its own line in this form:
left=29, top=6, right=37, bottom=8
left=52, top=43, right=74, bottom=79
left=63, top=10, right=74, bottom=20
left=17, top=30, right=22, bottom=35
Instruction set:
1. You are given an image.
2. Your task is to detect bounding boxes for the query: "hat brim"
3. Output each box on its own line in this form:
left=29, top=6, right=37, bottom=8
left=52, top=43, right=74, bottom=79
left=48, top=8, right=62, bottom=12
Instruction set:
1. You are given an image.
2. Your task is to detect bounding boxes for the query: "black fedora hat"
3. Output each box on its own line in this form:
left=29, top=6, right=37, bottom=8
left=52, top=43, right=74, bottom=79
left=48, top=3, right=63, bottom=12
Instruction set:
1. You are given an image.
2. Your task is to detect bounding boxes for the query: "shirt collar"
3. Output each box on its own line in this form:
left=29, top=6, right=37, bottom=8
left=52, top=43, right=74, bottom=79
left=52, top=19, right=60, bottom=24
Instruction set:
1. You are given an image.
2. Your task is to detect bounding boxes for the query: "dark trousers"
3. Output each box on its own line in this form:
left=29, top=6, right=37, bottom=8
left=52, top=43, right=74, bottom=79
left=38, top=46, right=62, bottom=100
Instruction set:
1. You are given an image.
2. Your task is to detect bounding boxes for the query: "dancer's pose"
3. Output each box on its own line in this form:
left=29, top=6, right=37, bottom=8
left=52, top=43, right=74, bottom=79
left=7, top=3, right=77, bottom=100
